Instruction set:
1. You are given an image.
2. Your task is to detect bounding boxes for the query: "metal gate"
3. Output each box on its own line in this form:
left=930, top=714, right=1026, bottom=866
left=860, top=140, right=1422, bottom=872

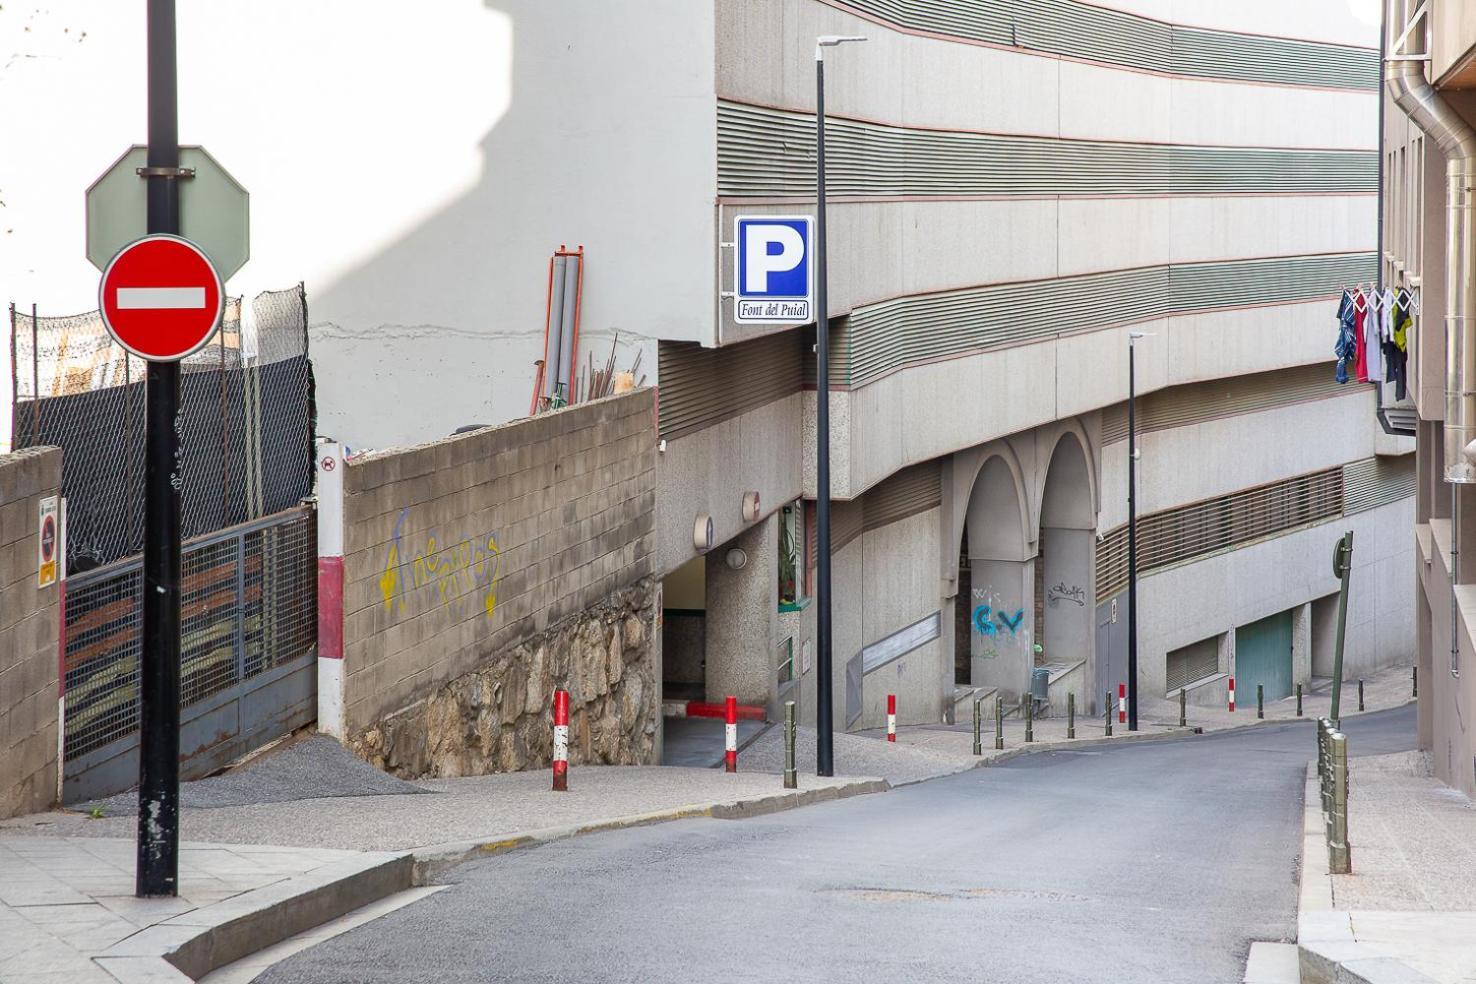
left=61, top=506, right=317, bottom=804
left=1234, top=610, right=1294, bottom=704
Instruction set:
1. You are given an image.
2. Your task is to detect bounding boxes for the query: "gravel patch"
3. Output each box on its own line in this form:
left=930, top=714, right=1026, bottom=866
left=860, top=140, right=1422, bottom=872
left=75, top=735, right=427, bottom=817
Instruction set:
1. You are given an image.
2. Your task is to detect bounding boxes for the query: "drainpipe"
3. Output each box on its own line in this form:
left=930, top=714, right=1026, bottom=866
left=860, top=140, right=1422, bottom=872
left=1385, top=4, right=1476, bottom=676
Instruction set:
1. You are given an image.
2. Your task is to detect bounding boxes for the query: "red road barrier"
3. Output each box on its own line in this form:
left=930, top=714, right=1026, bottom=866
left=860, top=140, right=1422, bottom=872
left=724, top=695, right=738, bottom=773
left=676, top=700, right=765, bottom=722
left=887, top=694, right=897, bottom=742
left=1118, top=682, right=1126, bottom=725
left=1228, top=676, right=1236, bottom=713
left=553, top=689, right=570, bottom=791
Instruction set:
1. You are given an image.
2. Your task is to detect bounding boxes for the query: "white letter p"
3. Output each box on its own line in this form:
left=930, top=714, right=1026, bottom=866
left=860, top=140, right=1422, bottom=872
left=744, top=225, right=805, bottom=293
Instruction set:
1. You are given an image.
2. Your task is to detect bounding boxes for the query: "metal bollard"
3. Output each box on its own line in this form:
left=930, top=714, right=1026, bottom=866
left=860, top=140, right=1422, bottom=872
left=552, top=689, right=570, bottom=792
left=1067, top=692, right=1076, bottom=739
left=1358, top=679, right=1364, bottom=712
left=994, top=695, right=1004, bottom=750
left=1257, top=684, right=1264, bottom=720
left=1105, top=691, right=1113, bottom=737
left=725, top=695, right=738, bottom=773
left=1413, top=665, right=1418, bottom=698
left=1025, top=697, right=1034, bottom=743
left=1179, top=688, right=1186, bottom=728
left=783, top=701, right=797, bottom=789
left=1296, top=683, right=1303, bottom=717
left=972, top=698, right=983, bottom=756
left=1328, top=731, right=1351, bottom=874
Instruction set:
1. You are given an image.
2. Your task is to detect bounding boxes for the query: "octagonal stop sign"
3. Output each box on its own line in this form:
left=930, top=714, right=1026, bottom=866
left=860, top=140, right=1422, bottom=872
left=99, top=235, right=224, bottom=361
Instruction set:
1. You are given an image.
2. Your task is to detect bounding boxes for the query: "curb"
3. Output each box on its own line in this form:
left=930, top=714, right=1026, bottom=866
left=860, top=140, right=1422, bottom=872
left=410, top=775, right=889, bottom=880
left=1296, top=762, right=1439, bottom=984
left=92, top=851, right=413, bottom=982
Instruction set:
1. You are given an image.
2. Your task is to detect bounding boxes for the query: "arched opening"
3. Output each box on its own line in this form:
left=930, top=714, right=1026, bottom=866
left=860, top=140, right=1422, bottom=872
left=955, top=454, right=1034, bottom=696
left=1038, top=432, right=1096, bottom=700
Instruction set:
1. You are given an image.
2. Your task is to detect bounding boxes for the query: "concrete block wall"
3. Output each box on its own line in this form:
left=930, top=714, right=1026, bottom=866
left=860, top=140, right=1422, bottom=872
left=0, top=447, right=62, bottom=819
left=338, top=390, right=657, bottom=739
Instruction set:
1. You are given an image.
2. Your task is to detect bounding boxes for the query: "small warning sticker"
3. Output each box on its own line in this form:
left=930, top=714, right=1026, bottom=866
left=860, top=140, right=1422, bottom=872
left=38, top=495, right=58, bottom=588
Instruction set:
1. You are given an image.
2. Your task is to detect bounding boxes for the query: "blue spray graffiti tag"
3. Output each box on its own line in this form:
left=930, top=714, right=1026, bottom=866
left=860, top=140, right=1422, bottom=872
left=995, top=608, right=1025, bottom=637
left=972, top=605, right=996, bottom=636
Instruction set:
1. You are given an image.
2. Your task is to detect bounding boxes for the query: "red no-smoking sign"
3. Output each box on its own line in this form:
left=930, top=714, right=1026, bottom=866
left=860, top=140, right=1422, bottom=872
left=99, top=234, right=223, bottom=361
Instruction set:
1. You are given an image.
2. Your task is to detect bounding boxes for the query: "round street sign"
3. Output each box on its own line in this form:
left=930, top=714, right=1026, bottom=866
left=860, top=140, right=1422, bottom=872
left=99, top=234, right=224, bottom=361
left=40, top=513, right=55, bottom=565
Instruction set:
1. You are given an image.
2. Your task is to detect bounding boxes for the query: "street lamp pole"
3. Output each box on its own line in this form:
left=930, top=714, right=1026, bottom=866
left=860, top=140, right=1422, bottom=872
left=1126, top=331, right=1148, bottom=732
left=814, top=34, right=864, bottom=777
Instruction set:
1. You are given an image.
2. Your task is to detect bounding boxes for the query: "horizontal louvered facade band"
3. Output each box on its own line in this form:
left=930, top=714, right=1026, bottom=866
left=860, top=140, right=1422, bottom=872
left=1099, top=362, right=1353, bottom=445
left=717, top=101, right=1378, bottom=199
left=1341, top=455, right=1416, bottom=515
left=657, top=331, right=805, bottom=440
left=806, top=461, right=943, bottom=572
left=828, top=0, right=1377, bottom=90
left=822, top=252, right=1375, bottom=388
left=861, top=460, right=943, bottom=531
left=1095, top=454, right=1413, bottom=602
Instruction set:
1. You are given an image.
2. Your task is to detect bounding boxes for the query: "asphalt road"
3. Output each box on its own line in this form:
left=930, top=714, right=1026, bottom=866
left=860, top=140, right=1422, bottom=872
left=259, top=705, right=1415, bottom=984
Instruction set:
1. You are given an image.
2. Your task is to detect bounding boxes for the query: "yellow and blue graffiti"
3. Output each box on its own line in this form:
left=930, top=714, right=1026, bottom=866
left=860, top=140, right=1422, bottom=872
left=379, top=507, right=501, bottom=620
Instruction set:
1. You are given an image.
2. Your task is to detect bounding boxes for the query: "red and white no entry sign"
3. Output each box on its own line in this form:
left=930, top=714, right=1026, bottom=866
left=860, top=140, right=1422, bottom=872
left=98, top=234, right=223, bottom=361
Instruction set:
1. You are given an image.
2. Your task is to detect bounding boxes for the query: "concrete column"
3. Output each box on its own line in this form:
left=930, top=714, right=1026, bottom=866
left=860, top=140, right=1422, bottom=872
left=1041, top=527, right=1093, bottom=667
left=1292, top=601, right=1312, bottom=686
left=968, top=556, right=1035, bottom=698
left=704, top=514, right=778, bottom=707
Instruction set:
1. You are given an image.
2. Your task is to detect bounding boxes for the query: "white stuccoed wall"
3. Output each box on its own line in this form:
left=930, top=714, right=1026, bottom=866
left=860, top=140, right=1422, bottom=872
left=0, top=1, right=716, bottom=450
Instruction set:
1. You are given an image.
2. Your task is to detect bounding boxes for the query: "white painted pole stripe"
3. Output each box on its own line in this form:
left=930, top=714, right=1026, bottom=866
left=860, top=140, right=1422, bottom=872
left=725, top=723, right=737, bottom=751
left=553, top=725, right=569, bottom=762
left=116, top=287, right=206, bottom=309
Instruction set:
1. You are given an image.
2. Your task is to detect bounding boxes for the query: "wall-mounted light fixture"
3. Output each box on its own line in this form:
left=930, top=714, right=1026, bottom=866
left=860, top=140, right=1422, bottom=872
left=694, top=514, right=715, bottom=553
left=742, top=491, right=761, bottom=523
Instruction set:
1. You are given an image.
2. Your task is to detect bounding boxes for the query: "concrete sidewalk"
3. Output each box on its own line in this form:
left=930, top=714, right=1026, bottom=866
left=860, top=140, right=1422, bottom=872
left=0, top=764, right=882, bottom=982
left=1299, top=748, right=1476, bottom=984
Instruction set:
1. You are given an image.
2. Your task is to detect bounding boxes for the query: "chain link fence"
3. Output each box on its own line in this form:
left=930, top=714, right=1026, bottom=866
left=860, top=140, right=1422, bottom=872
left=11, top=285, right=316, bottom=574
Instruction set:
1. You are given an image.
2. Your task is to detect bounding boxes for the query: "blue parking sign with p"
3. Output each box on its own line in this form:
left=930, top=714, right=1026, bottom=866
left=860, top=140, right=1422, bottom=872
left=733, top=215, right=813, bottom=325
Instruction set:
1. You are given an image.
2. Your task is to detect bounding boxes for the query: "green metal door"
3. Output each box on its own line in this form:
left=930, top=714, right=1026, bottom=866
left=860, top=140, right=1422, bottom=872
left=1235, top=610, right=1293, bottom=703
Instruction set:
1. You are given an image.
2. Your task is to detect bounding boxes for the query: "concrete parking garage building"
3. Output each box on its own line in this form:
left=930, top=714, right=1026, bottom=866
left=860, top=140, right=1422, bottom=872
left=5, top=0, right=1412, bottom=742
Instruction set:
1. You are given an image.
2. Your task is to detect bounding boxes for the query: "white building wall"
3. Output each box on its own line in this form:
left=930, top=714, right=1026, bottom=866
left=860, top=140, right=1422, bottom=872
left=0, top=0, right=717, bottom=450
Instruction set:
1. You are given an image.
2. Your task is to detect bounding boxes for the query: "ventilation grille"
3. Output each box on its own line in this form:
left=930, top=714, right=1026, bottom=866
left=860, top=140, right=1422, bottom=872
left=717, top=101, right=1378, bottom=199
left=1096, top=465, right=1345, bottom=602
left=862, top=460, right=943, bottom=531
left=830, top=253, right=1375, bottom=388
left=658, top=331, right=804, bottom=440
left=828, top=0, right=1377, bottom=90
left=1341, top=455, right=1416, bottom=515
left=1100, top=362, right=1353, bottom=445
left=1165, top=637, right=1220, bottom=692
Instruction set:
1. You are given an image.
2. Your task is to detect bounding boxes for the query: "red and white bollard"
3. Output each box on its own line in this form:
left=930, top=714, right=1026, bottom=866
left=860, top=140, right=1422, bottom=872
left=552, top=689, right=570, bottom=791
left=1118, top=682, right=1127, bottom=725
left=887, top=694, right=897, bottom=742
left=725, top=695, right=738, bottom=773
left=1228, top=676, right=1236, bottom=713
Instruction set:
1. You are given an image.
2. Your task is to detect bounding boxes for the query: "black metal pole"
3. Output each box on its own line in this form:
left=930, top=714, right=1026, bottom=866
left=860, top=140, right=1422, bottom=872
left=814, top=50, right=834, bottom=777
left=1127, top=340, right=1139, bottom=731
left=137, top=0, right=182, bottom=898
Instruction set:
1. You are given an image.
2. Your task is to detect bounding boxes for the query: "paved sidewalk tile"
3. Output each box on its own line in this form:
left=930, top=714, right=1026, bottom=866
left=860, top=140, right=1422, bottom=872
left=0, top=836, right=361, bottom=984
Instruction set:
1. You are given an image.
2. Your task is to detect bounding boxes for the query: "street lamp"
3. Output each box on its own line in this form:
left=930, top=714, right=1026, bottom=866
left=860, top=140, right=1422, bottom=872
left=814, top=34, right=864, bottom=778
left=1126, top=330, right=1152, bottom=731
